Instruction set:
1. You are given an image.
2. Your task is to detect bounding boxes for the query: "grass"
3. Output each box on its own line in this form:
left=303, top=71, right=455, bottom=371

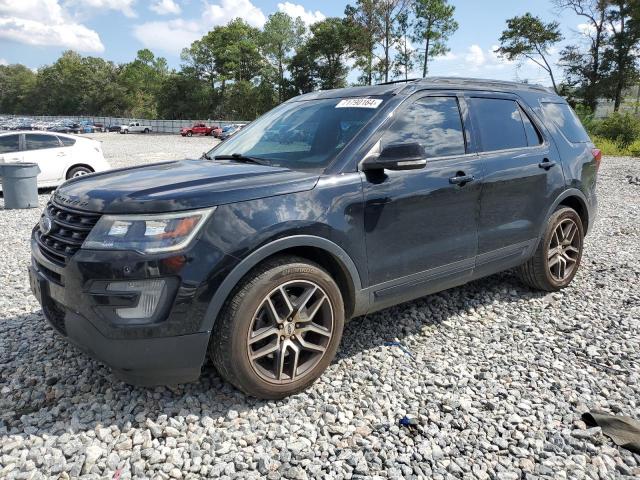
left=590, top=135, right=640, bottom=157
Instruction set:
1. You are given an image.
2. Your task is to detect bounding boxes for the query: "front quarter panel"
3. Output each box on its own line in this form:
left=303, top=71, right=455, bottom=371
left=198, top=174, right=366, bottom=330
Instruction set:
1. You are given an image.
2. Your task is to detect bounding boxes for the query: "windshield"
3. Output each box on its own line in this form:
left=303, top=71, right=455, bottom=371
left=208, top=96, right=386, bottom=171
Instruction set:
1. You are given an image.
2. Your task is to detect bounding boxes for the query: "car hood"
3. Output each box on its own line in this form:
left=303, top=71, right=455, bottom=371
left=54, top=159, right=320, bottom=214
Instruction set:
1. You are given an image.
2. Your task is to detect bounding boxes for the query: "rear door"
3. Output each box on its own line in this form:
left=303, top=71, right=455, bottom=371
left=0, top=134, right=24, bottom=163
left=467, top=93, right=565, bottom=277
left=361, top=93, right=483, bottom=308
left=21, top=133, right=68, bottom=183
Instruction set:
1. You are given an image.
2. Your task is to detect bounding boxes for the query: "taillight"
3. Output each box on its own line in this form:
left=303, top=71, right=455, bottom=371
left=592, top=148, right=602, bottom=170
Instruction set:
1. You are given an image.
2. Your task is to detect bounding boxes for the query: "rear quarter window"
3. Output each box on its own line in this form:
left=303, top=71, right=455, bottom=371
left=541, top=103, right=591, bottom=143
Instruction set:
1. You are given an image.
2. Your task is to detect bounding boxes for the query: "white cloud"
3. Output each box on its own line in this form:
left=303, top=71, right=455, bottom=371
left=150, top=0, right=180, bottom=15
left=0, top=58, right=7, bottom=65
left=133, top=18, right=200, bottom=55
left=64, top=0, right=137, bottom=18
left=465, top=44, right=486, bottom=67
left=203, top=0, right=266, bottom=28
left=277, top=2, right=325, bottom=26
left=134, top=0, right=266, bottom=54
left=0, top=0, right=104, bottom=52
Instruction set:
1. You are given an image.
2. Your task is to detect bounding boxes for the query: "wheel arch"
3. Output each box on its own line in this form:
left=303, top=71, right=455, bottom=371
left=65, top=163, right=94, bottom=179
left=550, top=189, right=590, bottom=234
left=200, top=235, right=366, bottom=333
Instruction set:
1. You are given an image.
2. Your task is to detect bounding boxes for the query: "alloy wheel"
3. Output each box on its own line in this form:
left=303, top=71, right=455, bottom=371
left=547, top=218, right=581, bottom=282
left=247, top=280, right=334, bottom=384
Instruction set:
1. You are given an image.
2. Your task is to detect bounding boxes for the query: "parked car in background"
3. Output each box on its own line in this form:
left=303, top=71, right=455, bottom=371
left=218, top=124, right=244, bottom=141
left=48, top=122, right=82, bottom=134
left=0, top=131, right=110, bottom=188
left=27, top=78, right=600, bottom=399
left=107, top=125, right=122, bottom=133
left=180, top=123, right=216, bottom=137
left=211, top=125, right=223, bottom=138
left=120, top=122, right=152, bottom=134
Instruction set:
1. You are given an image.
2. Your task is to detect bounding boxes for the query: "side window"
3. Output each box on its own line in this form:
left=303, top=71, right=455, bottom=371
left=383, top=96, right=466, bottom=158
left=0, top=135, right=21, bottom=154
left=58, top=136, right=76, bottom=147
left=541, top=102, right=591, bottom=143
left=25, top=134, right=61, bottom=151
left=520, top=107, right=542, bottom=146
left=470, top=98, right=528, bottom=151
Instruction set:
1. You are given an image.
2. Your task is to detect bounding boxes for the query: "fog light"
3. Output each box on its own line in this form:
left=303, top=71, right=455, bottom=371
left=107, top=279, right=166, bottom=319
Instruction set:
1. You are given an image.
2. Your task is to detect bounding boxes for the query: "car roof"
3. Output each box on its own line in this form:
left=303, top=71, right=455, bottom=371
left=290, top=76, right=558, bottom=102
left=0, top=130, right=89, bottom=141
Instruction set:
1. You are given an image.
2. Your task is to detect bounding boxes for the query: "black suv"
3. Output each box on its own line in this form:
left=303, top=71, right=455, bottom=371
left=29, top=78, right=600, bottom=399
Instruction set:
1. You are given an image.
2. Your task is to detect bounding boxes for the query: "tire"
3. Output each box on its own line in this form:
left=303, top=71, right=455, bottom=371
left=66, top=165, right=93, bottom=179
left=210, top=256, right=345, bottom=399
left=144, top=128, right=150, bottom=133
left=517, top=207, right=584, bottom=291
left=186, top=131, right=193, bottom=137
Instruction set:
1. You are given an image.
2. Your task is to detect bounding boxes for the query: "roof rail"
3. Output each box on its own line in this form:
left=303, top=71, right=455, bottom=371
left=375, top=78, right=421, bottom=86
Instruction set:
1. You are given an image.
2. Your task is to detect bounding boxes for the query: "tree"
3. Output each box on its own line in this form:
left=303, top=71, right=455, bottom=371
left=344, top=1, right=381, bottom=85
left=392, top=11, right=415, bottom=80
left=307, top=18, right=354, bottom=90
left=604, top=0, right=640, bottom=110
left=413, top=0, right=458, bottom=78
left=496, top=13, right=563, bottom=93
left=555, top=0, right=609, bottom=110
left=119, top=49, right=169, bottom=117
left=261, top=12, right=305, bottom=102
left=375, top=0, right=411, bottom=82
left=0, top=64, right=37, bottom=114
left=289, top=44, right=317, bottom=94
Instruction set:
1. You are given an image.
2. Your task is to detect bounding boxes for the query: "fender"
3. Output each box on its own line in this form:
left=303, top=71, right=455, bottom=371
left=537, top=188, right=591, bottom=242
left=200, top=235, right=366, bottom=333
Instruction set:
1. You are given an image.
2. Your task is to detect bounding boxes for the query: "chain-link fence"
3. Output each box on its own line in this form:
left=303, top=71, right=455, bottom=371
left=0, top=114, right=249, bottom=134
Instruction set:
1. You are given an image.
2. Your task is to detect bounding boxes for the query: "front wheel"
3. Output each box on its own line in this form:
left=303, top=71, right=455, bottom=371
left=210, top=256, right=345, bottom=399
left=186, top=131, right=192, bottom=137
left=517, top=207, right=584, bottom=291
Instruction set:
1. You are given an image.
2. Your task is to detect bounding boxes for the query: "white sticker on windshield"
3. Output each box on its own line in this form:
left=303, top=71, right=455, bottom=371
left=336, top=98, right=383, bottom=109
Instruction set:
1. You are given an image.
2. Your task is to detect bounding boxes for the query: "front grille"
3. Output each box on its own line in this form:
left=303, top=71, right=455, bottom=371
left=34, top=200, right=101, bottom=266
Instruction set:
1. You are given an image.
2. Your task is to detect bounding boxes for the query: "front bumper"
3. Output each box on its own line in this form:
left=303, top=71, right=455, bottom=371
left=29, top=237, right=215, bottom=385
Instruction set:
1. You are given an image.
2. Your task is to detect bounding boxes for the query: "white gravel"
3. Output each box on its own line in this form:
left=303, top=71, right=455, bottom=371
left=0, top=143, right=639, bottom=479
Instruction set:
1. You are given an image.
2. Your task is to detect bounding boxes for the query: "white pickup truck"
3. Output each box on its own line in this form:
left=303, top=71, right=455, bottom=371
left=119, top=122, right=152, bottom=134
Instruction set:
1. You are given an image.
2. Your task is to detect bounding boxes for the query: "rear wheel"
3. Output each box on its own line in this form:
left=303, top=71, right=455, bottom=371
left=66, top=165, right=93, bottom=179
left=210, top=256, right=345, bottom=399
left=186, top=131, right=193, bottom=137
left=144, top=128, right=150, bottom=133
left=517, top=207, right=584, bottom=291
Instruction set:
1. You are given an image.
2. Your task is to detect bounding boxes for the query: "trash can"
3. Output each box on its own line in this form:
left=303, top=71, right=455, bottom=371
left=0, top=163, right=40, bottom=209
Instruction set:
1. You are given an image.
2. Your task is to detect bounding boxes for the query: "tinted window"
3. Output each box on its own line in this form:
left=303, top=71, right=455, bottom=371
left=25, top=134, right=61, bottom=151
left=470, top=98, right=528, bottom=151
left=0, top=135, right=20, bottom=154
left=384, top=97, right=466, bottom=158
left=211, top=97, right=384, bottom=171
left=520, top=107, right=543, bottom=146
left=58, top=136, right=76, bottom=147
left=542, top=102, right=591, bottom=143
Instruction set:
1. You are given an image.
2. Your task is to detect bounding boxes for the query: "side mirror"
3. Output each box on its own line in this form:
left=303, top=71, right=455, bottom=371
left=361, top=142, right=426, bottom=171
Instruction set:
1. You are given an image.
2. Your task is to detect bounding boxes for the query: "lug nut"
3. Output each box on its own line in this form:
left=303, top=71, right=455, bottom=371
left=280, top=336, right=285, bottom=340
left=279, top=324, right=283, bottom=329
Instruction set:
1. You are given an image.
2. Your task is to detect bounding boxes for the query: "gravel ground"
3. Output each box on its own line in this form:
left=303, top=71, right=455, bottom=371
left=86, top=132, right=219, bottom=169
left=0, top=145, right=639, bottom=479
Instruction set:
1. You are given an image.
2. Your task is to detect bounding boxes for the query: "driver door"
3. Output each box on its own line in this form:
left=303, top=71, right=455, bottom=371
left=361, top=94, right=483, bottom=308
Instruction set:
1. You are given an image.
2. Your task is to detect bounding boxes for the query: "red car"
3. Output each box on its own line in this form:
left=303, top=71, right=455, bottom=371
left=180, top=123, right=216, bottom=137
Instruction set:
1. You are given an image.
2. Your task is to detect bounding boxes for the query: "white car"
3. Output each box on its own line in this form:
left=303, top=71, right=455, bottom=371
left=119, top=122, right=152, bottom=134
left=0, top=131, right=110, bottom=188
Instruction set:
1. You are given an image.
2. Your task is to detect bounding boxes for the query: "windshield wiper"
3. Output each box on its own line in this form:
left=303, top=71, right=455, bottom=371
left=201, top=151, right=213, bottom=160
left=214, top=153, right=270, bottom=166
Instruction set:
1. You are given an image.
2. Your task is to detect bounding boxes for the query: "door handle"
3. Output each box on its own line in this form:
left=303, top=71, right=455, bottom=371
left=538, top=158, right=556, bottom=170
left=449, top=173, right=475, bottom=185
left=57, top=152, right=66, bottom=157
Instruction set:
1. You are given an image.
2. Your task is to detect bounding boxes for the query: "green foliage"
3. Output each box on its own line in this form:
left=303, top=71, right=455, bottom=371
left=591, top=135, right=640, bottom=156
left=496, top=13, right=563, bottom=92
left=412, top=0, right=458, bottom=77
left=591, top=112, right=640, bottom=147
left=0, top=64, right=37, bottom=114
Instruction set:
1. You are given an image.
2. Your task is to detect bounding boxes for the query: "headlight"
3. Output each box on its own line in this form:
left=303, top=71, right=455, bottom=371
left=83, top=207, right=215, bottom=253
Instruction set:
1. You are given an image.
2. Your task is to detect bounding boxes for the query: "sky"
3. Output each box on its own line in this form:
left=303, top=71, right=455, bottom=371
left=0, top=0, right=590, bottom=87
